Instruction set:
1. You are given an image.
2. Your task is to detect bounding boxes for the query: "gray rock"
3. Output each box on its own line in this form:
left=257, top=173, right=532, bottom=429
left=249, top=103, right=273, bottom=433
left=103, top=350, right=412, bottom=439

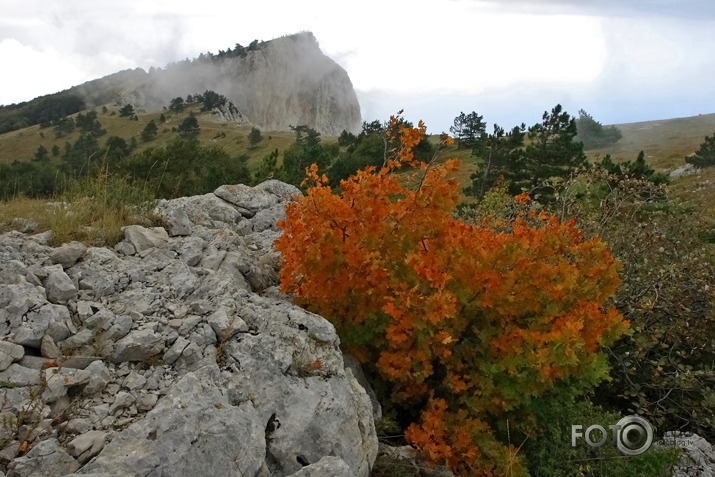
left=63, top=418, right=93, bottom=435
left=173, top=236, right=205, bottom=267
left=78, top=367, right=267, bottom=477
left=670, top=162, right=701, bottom=178
left=0, top=180, right=378, bottom=476
left=108, top=391, right=135, bottom=416
left=176, top=342, right=204, bottom=371
left=42, top=367, right=91, bottom=404
left=286, top=456, right=353, bottom=477
left=44, top=266, right=77, bottom=304
left=154, top=194, right=242, bottom=229
left=59, top=329, right=94, bottom=352
left=166, top=208, right=193, bottom=236
left=214, top=183, right=278, bottom=218
left=122, top=371, right=146, bottom=391
left=73, top=268, right=117, bottom=298
left=6, top=438, right=80, bottom=477
left=111, top=327, right=163, bottom=363
left=121, top=225, right=168, bottom=253
left=135, top=393, right=158, bottom=412
left=13, top=304, right=70, bottom=348
left=163, top=337, right=189, bottom=365
left=207, top=307, right=248, bottom=340
left=49, top=241, right=87, bottom=268
left=657, top=431, right=715, bottom=477
left=40, top=335, right=60, bottom=359
left=66, top=430, right=107, bottom=464
left=254, top=179, right=302, bottom=200
left=344, top=354, right=382, bottom=424
left=83, top=360, right=111, bottom=396
left=0, top=364, right=42, bottom=387
left=113, top=241, right=135, bottom=256
left=0, top=342, right=24, bottom=372
left=0, top=282, right=48, bottom=335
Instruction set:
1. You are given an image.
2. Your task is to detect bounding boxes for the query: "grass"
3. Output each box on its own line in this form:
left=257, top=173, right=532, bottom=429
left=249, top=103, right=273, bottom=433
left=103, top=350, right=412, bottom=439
left=0, top=104, right=297, bottom=175
left=584, top=113, right=715, bottom=216
left=2, top=104, right=715, bottom=245
left=0, top=169, right=157, bottom=246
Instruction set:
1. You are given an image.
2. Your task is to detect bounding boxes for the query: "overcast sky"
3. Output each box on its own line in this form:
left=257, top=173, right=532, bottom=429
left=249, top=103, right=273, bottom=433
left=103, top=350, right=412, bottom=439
left=2, top=0, right=715, bottom=134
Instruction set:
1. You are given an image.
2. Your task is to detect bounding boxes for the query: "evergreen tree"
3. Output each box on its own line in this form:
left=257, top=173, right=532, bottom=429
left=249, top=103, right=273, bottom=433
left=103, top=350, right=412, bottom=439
left=141, top=120, right=159, bottom=142
left=466, top=124, right=526, bottom=199
left=169, top=97, right=185, bottom=113
left=687, top=132, right=715, bottom=168
left=575, top=109, right=622, bottom=149
left=248, top=127, right=263, bottom=147
left=177, top=115, right=200, bottom=139
left=105, top=136, right=131, bottom=163
left=32, top=145, right=50, bottom=162
left=514, top=104, right=587, bottom=201
left=450, top=111, right=486, bottom=149
left=119, top=104, right=135, bottom=117
left=282, top=125, right=332, bottom=186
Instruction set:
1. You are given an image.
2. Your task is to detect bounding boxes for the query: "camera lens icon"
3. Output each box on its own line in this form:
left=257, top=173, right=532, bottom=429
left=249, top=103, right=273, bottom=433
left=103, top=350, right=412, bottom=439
left=614, top=415, right=653, bottom=456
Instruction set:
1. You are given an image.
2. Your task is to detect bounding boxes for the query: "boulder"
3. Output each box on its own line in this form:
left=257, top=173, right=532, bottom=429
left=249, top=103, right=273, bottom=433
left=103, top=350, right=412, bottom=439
left=49, top=241, right=87, bottom=268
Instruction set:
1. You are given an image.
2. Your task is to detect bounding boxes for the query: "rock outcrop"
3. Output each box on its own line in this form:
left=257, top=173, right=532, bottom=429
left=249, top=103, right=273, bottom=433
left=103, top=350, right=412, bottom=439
left=75, top=32, right=362, bottom=136
left=656, top=432, right=715, bottom=477
left=0, top=180, right=378, bottom=476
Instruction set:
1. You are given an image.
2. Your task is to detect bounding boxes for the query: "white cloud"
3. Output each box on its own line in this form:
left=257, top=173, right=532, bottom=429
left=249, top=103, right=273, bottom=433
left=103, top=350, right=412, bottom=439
left=1, top=0, right=714, bottom=127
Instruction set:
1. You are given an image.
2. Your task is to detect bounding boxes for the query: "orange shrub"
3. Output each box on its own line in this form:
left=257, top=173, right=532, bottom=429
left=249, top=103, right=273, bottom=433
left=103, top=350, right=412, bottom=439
left=275, top=113, right=628, bottom=474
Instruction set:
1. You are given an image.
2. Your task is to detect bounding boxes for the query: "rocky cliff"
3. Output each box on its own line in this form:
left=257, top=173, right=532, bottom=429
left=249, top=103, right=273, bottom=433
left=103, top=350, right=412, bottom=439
left=75, top=32, right=362, bottom=136
left=0, top=181, right=377, bottom=476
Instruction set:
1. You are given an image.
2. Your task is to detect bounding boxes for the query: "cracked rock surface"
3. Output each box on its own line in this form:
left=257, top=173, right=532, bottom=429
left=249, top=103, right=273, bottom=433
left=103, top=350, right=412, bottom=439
left=0, top=180, right=378, bottom=477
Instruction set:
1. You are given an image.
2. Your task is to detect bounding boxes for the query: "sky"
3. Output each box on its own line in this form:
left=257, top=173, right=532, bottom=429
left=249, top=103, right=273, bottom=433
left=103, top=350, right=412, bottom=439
left=2, top=0, right=715, bottom=134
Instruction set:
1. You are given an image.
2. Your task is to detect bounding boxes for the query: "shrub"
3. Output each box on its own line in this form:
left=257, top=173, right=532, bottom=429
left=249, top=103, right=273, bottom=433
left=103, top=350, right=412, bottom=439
left=686, top=132, right=715, bottom=168
left=552, top=167, right=715, bottom=439
left=275, top=113, right=629, bottom=474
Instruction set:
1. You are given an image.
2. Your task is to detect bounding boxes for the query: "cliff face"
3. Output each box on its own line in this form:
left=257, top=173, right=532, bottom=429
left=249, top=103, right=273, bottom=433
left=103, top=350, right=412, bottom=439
left=99, top=32, right=362, bottom=135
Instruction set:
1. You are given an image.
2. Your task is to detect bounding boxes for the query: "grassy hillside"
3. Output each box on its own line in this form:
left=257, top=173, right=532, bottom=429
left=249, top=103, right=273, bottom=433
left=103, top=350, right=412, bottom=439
left=1, top=104, right=714, bottom=218
left=586, top=113, right=715, bottom=213
left=0, top=104, right=296, bottom=174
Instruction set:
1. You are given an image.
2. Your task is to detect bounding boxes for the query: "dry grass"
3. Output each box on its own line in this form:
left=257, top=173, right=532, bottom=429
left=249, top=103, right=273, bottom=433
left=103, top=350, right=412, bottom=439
left=0, top=104, right=298, bottom=173
left=585, top=113, right=715, bottom=216
left=0, top=172, right=157, bottom=246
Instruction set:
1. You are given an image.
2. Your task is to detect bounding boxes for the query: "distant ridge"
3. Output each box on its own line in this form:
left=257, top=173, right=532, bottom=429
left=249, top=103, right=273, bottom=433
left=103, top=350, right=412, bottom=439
left=1, top=32, right=362, bottom=136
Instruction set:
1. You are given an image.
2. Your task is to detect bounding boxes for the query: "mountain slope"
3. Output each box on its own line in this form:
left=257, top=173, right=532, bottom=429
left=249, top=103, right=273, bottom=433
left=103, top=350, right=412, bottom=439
left=0, top=32, right=362, bottom=137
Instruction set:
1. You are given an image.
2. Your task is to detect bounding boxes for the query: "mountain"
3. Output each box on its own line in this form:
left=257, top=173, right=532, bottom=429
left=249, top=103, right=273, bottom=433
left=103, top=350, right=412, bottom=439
left=1, top=32, right=362, bottom=136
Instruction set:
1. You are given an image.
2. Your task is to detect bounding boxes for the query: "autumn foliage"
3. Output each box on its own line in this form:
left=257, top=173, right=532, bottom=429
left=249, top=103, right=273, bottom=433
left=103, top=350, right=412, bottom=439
left=275, top=113, right=629, bottom=475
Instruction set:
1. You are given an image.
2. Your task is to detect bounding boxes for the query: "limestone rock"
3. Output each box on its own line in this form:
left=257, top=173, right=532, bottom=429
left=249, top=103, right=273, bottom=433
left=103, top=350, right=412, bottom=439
left=6, top=438, right=80, bottom=477
left=121, top=226, right=168, bottom=253
left=92, top=32, right=362, bottom=136
left=0, top=180, right=378, bottom=476
left=49, top=241, right=87, bottom=268
left=0, top=342, right=24, bottom=372
left=658, top=431, right=715, bottom=477
left=66, top=430, right=107, bottom=464
left=79, top=367, right=267, bottom=477
left=166, top=208, right=193, bottom=236
left=111, top=327, right=164, bottom=363
left=214, top=183, right=279, bottom=218
left=286, top=456, right=353, bottom=477
left=44, top=266, right=77, bottom=304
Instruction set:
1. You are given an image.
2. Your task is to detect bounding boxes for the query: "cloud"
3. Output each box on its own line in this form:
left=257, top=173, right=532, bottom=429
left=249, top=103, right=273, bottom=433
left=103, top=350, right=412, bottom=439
left=458, top=0, right=715, bottom=18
